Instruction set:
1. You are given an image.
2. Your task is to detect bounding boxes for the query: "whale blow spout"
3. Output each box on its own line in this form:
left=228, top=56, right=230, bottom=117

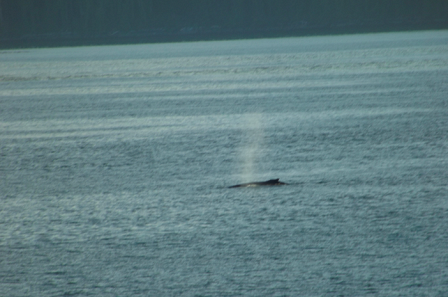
left=228, top=178, right=287, bottom=188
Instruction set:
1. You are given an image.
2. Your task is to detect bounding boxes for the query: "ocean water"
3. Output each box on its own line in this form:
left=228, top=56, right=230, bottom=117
left=1, top=31, right=448, bottom=296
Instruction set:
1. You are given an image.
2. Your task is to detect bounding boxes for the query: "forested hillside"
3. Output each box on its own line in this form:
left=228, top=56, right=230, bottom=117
left=1, top=0, right=447, bottom=47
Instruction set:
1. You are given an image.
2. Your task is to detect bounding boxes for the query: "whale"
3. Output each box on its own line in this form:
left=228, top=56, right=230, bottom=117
left=228, top=178, right=287, bottom=188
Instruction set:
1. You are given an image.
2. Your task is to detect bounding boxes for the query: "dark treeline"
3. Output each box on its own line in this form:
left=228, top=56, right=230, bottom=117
left=1, top=0, right=447, bottom=47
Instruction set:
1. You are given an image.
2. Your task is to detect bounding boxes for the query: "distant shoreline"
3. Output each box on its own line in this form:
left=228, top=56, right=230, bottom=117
left=1, top=21, right=447, bottom=49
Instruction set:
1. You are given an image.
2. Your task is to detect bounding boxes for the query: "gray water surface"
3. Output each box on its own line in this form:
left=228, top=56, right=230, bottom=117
left=1, top=31, right=448, bottom=296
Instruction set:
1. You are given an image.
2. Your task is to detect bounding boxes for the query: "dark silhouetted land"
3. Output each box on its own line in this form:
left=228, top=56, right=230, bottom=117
left=1, top=0, right=447, bottom=48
